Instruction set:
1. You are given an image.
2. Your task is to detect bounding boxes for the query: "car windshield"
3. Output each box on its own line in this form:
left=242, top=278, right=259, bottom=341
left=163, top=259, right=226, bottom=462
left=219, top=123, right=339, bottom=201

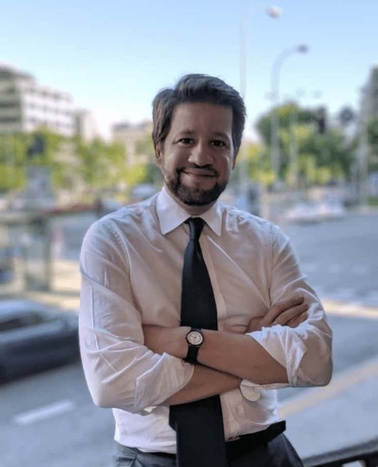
left=0, top=311, right=51, bottom=332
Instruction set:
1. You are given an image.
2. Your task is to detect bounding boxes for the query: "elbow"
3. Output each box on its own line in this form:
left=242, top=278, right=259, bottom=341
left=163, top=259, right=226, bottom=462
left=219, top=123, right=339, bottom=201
left=88, top=381, right=143, bottom=414
left=302, top=351, right=333, bottom=387
left=313, top=339, right=334, bottom=386
left=83, top=369, right=142, bottom=413
left=318, top=355, right=333, bottom=386
left=89, top=383, right=117, bottom=409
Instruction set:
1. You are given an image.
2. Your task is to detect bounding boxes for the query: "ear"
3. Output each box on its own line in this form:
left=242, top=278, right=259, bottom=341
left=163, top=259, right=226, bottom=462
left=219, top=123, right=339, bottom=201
left=231, top=153, right=237, bottom=170
left=155, top=142, right=163, bottom=167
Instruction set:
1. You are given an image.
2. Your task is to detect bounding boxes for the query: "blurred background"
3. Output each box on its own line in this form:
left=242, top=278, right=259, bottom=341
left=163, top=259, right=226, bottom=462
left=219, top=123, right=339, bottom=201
left=1, top=1, right=378, bottom=466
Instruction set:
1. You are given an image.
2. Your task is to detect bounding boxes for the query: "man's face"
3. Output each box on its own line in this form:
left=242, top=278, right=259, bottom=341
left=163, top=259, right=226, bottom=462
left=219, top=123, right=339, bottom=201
left=155, top=102, right=236, bottom=210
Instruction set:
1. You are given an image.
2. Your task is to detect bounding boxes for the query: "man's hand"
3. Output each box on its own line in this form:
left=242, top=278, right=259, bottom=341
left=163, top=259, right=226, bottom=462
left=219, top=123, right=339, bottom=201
left=247, top=296, right=308, bottom=332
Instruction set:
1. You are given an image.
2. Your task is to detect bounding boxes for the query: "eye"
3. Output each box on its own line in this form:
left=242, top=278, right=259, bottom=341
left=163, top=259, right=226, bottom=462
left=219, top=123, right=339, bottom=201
left=178, top=138, right=194, bottom=145
left=211, top=140, right=226, bottom=148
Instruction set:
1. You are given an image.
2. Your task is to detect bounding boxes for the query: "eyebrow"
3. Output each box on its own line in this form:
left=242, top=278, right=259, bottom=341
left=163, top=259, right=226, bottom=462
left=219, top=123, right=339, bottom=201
left=176, top=130, right=231, bottom=140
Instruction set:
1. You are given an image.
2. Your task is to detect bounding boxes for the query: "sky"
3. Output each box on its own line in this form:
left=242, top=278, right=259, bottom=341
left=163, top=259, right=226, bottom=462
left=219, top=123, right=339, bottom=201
left=1, top=0, right=377, bottom=140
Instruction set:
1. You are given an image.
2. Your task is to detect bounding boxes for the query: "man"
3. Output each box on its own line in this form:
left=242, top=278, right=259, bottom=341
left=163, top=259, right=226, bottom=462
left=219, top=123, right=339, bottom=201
left=79, top=74, right=333, bottom=467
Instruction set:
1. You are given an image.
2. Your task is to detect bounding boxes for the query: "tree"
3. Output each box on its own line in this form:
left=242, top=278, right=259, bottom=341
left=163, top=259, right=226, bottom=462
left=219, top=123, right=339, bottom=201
left=256, top=102, right=314, bottom=145
left=255, top=102, right=356, bottom=186
left=0, top=133, right=29, bottom=192
left=367, top=118, right=378, bottom=172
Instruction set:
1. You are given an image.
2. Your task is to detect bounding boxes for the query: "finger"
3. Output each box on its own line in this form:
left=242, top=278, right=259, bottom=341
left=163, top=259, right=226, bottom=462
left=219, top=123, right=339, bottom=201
left=274, top=303, right=308, bottom=326
left=266, top=296, right=305, bottom=322
left=286, top=311, right=308, bottom=328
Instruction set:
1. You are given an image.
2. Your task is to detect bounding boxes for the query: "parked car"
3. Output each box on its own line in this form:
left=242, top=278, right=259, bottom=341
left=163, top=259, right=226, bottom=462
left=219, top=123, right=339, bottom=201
left=284, top=202, right=323, bottom=224
left=318, top=199, right=346, bottom=220
left=0, top=300, right=79, bottom=382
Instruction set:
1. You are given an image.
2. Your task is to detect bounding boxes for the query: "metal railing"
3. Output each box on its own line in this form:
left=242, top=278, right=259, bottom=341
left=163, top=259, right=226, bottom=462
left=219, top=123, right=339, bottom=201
left=303, top=438, right=378, bottom=467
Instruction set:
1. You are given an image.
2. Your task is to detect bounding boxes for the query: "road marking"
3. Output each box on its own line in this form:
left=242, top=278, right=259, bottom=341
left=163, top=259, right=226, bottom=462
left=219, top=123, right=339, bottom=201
left=304, top=264, right=372, bottom=276
left=322, top=300, right=378, bottom=319
left=280, top=357, right=378, bottom=418
left=12, top=399, right=75, bottom=426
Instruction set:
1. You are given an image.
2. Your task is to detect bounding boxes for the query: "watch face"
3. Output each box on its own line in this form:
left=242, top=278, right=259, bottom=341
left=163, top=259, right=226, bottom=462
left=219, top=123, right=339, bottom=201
left=187, top=330, right=204, bottom=346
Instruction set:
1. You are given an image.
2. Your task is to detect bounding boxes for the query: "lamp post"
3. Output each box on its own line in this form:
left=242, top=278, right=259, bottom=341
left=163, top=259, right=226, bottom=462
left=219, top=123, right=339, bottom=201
left=239, top=4, right=281, bottom=100
left=237, top=4, right=281, bottom=210
left=270, top=44, right=308, bottom=189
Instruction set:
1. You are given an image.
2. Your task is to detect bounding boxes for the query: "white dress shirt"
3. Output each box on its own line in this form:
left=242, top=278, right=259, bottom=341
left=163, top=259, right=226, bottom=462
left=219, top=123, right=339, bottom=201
left=79, top=187, right=332, bottom=453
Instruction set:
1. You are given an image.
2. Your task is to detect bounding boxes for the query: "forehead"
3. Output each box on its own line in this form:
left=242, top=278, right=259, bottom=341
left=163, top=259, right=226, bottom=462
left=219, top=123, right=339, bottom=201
left=169, top=102, right=233, bottom=134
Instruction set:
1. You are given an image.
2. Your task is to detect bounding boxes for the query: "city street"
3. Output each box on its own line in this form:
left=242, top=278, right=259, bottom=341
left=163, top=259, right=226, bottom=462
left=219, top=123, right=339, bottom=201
left=1, top=209, right=377, bottom=467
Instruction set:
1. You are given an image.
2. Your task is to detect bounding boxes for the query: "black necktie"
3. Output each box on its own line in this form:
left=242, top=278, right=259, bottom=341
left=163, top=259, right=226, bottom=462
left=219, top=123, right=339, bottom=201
left=169, top=218, right=227, bottom=467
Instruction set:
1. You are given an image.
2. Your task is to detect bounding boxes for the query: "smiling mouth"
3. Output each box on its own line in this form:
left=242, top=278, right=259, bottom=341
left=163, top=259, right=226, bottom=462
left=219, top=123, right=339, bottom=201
left=182, top=169, right=216, bottom=177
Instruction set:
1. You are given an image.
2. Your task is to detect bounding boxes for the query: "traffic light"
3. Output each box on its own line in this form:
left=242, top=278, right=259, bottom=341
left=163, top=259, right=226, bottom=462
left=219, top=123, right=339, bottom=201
left=27, top=134, right=46, bottom=159
left=338, top=106, right=354, bottom=126
left=315, top=107, right=327, bottom=134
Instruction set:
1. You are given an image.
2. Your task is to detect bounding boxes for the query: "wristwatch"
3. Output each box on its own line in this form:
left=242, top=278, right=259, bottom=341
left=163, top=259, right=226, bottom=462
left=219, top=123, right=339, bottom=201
left=184, top=328, right=204, bottom=364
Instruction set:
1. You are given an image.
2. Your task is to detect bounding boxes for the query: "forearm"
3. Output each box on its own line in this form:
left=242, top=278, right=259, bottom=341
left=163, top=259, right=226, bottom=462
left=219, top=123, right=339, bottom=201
left=145, top=325, right=288, bottom=384
left=162, top=364, right=241, bottom=406
left=198, top=330, right=288, bottom=384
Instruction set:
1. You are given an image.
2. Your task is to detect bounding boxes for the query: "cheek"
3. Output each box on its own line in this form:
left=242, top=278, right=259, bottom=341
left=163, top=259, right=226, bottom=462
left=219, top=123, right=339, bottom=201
left=159, top=152, right=181, bottom=176
left=217, top=155, right=234, bottom=174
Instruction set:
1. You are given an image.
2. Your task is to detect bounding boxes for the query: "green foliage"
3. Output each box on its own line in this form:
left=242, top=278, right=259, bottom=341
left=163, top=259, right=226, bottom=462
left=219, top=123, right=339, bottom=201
left=135, top=133, right=155, bottom=160
left=256, top=102, right=315, bottom=145
left=367, top=118, right=378, bottom=171
left=0, top=129, right=152, bottom=197
left=254, top=102, right=356, bottom=187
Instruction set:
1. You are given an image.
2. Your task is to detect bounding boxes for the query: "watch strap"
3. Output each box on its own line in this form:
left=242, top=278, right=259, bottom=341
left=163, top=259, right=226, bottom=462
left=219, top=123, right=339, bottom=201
left=185, top=344, right=200, bottom=364
left=184, top=328, right=203, bottom=364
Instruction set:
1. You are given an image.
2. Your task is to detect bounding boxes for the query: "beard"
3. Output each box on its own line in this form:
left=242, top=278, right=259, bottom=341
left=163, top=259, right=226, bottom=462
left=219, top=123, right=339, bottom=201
left=164, top=171, right=228, bottom=206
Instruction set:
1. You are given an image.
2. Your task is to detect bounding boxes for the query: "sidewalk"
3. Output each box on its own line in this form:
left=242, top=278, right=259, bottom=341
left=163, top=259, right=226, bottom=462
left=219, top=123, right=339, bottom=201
left=1, top=258, right=378, bottom=461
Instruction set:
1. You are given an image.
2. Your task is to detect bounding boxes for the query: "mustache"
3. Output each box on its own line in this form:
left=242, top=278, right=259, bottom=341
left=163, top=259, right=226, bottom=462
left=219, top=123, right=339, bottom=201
left=177, top=164, right=218, bottom=177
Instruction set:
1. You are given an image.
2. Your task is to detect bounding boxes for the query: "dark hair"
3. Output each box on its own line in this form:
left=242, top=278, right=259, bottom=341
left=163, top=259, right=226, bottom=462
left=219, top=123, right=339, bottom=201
left=152, top=73, right=246, bottom=156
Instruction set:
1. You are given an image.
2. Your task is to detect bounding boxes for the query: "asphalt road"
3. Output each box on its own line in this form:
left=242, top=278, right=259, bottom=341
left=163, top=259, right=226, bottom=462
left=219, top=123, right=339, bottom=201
left=282, top=211, right=378, bottom=308
left=1, top=209, right=378, bottom=467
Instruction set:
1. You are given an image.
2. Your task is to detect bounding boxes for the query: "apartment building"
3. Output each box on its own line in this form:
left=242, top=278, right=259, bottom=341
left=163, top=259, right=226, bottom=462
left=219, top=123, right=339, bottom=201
left=0, top=63, right=75, bottom=136
left=112, top=121, right=152, bottom=166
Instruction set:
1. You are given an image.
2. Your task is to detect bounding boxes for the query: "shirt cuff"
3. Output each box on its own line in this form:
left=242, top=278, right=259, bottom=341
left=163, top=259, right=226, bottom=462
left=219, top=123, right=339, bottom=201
left=134, top=352, right=194, bottom=413
left=246, top=325, right=307, bottom=387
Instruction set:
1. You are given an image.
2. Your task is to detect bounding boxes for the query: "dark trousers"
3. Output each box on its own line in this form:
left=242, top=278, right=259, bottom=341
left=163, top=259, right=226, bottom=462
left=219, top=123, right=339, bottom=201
left=114, top=434, right=304, bottom=467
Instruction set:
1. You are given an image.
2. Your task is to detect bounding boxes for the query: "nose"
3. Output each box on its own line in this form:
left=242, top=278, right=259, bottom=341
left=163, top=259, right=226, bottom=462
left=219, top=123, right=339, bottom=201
left=188, top=142, right=213, bottom=166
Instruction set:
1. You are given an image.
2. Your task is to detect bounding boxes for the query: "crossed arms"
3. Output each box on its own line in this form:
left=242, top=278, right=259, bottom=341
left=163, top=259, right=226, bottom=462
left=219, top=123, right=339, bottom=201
left=79, top=221, right=333, bottom=413
left=143, top=297, right=309, bottom=405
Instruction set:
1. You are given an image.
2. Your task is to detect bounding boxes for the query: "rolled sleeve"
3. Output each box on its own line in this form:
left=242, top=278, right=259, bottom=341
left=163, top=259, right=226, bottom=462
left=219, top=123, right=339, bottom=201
left=247, top=325, right=307, bottom=386
left=244, top=224, right=333, bottom=389
left=135, top=354, right=194, bottom=411
left=79, top=220, right=193, bottom=414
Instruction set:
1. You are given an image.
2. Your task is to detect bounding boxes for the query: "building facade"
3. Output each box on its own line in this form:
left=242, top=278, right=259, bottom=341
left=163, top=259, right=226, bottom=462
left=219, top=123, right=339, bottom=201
left=0, top=63, right=75, bottom=136
left=112, top=121, right=152, bottom=166
left=74, top=108, right=98, bottom=142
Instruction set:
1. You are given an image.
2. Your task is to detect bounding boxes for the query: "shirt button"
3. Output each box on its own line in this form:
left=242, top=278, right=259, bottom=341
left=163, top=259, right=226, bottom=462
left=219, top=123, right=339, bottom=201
left=240, top=383, right=261, bottom=402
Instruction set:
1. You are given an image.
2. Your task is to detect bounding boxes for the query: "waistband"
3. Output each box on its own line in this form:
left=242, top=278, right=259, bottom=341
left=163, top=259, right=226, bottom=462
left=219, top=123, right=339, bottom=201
left=226, top=420, right=286, bottom=459
left=115, top=421, right=286, bottom=462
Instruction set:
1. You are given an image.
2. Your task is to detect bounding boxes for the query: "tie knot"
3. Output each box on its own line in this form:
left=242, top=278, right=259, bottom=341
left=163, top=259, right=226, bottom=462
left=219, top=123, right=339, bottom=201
left=187, top=217, right=205, bottom=241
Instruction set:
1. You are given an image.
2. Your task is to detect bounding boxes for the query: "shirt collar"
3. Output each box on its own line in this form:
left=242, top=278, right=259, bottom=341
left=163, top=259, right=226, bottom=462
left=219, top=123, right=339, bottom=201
left=156, top=186, right=222, bottom=236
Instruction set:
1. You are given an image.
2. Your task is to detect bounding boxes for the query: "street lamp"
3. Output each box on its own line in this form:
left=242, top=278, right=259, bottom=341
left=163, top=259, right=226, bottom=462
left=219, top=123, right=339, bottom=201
left=270, top=44, right=308, bottom=188
left=238, top=4, right=281, bottom=204
left=239, top=4, right=281, bottom=100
